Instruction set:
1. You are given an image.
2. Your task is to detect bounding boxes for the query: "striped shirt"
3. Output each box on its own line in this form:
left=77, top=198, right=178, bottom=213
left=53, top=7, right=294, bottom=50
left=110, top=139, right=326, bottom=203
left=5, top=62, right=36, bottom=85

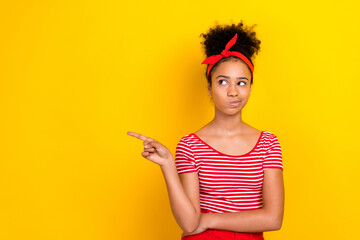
left=175, top=130, right=283, bottom=213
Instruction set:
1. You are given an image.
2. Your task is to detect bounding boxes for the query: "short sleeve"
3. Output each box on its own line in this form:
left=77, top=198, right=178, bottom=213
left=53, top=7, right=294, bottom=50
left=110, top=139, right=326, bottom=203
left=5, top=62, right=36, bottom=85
left=263, top=133, right=283, bottom=170
left=175, top=137, right=197, bottom=174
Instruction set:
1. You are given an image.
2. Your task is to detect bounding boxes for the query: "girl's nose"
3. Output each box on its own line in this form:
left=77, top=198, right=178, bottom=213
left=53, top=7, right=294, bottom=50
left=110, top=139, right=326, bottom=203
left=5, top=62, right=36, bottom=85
left=227, top=84, right=238, bottom=96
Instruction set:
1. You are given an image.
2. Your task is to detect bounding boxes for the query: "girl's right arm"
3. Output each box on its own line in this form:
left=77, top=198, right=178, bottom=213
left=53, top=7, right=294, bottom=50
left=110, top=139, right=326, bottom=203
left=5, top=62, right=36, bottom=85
left=127, top=131, right=201, bottom=234
left=160, top=162, right=201, bottom=234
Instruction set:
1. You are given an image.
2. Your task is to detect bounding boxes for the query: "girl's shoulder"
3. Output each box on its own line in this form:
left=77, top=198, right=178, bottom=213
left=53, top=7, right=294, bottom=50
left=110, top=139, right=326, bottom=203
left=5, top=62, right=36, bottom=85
left=260, top=131, right=282, bottom=149
left=176, top=132, right=197, bottom=144
left=262, top=130, right=278, bottom=138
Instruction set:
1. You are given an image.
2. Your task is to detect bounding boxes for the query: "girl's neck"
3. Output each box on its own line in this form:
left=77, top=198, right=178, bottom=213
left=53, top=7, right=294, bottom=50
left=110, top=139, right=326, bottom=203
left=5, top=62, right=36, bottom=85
left=208, top=109, right=248, bottom=136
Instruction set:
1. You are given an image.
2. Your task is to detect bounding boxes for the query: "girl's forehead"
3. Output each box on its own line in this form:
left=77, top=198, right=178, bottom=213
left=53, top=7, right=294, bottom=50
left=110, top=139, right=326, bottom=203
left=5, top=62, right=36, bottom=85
left=213, top=60, right=252, bottom=77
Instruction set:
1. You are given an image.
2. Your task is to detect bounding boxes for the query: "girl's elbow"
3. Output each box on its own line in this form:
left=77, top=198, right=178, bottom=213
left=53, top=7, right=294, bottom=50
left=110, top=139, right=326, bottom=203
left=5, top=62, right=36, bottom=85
left=269, top=216, right=283, bottom=231
left=182, top=221, right=199, bottom=235
left=266, top=208, right=283, bottom=231
left=181, top=213, right=201, bottom=234
left=273, top=221, right=282, bottom=231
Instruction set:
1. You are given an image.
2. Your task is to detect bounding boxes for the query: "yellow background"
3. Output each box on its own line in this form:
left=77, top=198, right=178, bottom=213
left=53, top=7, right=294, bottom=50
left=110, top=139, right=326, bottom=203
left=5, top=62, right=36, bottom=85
left=1, top=0, right=359, bottom=239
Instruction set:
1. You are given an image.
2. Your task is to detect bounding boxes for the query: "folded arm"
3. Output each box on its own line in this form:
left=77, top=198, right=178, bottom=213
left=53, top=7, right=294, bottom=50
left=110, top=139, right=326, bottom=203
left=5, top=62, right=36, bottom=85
left=161, top=162, right=201, bottom=234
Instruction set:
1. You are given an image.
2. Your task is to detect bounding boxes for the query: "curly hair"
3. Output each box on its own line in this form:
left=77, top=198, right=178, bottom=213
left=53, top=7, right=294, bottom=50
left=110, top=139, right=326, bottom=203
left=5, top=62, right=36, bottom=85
left=200, top=20, right=261, bottom=87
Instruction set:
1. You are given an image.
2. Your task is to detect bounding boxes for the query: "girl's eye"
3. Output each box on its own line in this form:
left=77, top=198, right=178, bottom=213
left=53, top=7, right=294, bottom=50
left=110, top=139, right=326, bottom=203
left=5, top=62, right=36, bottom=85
left=219, top=80, right=227, bottom=85
left=218, top=80, right=246, bottom=86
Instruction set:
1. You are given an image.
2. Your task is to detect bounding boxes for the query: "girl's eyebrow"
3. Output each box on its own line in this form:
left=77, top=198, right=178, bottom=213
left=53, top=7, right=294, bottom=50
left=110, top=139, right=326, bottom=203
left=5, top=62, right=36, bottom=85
left=216, top=75, right=249, bottom=80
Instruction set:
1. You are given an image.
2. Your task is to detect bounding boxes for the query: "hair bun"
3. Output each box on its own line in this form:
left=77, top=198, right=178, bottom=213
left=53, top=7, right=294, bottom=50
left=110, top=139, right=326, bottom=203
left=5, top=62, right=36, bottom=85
left=200, top=20, right=261, bottom=61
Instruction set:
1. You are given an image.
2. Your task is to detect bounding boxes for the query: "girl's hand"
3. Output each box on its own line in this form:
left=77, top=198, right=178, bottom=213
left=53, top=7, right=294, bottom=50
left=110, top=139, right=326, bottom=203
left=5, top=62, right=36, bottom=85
left=127, top=131, right=173, bottom=166
left=182, top=213, right=209, bottom=237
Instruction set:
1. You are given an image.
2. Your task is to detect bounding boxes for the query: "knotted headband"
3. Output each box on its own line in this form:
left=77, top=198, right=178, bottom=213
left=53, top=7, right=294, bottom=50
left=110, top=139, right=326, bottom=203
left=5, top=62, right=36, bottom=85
left=201, top=33, right=254, bottom=79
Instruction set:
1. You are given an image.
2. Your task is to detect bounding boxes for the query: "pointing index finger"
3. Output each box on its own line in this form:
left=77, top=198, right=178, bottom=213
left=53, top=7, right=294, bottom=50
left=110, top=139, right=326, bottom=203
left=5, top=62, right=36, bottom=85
left=127, top=131, right=154, bottom=142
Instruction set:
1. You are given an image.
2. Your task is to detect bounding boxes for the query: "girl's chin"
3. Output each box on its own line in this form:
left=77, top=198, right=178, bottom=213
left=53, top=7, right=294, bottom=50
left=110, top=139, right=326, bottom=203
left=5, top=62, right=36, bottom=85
left=216, top=108, right=243, bottom=116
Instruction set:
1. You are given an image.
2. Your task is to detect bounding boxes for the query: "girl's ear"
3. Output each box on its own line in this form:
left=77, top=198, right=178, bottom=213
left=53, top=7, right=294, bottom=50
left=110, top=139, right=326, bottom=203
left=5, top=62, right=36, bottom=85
left=207, top=85, right=213, bottom=103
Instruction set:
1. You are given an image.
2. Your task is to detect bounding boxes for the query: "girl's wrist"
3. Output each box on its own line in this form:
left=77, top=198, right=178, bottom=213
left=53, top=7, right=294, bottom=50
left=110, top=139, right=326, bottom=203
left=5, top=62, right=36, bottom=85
left=159, top=157, right=176, bottom=170
left=202, top=213, right=214, bottom=229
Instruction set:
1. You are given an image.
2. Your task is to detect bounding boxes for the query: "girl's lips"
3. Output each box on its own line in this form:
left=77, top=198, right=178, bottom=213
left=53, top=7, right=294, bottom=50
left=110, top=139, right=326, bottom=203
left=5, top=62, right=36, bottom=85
left=228, top=101, right=241, bottom=107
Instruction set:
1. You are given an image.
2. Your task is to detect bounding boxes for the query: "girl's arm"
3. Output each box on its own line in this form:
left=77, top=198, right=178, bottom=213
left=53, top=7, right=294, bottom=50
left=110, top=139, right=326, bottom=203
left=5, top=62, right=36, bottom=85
left=160, top=162, right=201, bottom=234
left=127, top=131, right=201, bottom=234
left=200, top=168, right=284, bottom=232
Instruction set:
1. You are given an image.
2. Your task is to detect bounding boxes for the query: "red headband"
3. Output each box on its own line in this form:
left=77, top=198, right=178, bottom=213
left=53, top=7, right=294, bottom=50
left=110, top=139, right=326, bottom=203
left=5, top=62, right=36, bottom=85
left=201, top=33, right=254, bottom=79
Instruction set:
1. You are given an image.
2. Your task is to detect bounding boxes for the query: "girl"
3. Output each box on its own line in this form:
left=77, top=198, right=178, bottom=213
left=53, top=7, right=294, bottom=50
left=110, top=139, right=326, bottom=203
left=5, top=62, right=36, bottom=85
left=127, top=21, right=284, bottom=240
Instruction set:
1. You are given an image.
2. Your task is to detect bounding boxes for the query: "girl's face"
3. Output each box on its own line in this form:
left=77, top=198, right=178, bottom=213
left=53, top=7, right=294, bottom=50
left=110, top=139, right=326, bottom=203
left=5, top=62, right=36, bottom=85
left=208, top=60, right=252, bottom=115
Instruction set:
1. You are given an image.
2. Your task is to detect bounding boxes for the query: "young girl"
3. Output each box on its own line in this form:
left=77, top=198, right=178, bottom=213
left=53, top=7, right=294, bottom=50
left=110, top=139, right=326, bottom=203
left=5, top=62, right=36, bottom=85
left=127, top=21, right=284, bottom=240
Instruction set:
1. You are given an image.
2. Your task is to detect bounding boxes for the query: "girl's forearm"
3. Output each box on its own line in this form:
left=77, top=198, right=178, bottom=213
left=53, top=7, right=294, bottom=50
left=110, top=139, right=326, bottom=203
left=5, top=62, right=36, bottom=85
left=160, top=159, right=200, bottom=233
left=205, top=208, right=282, bottom=232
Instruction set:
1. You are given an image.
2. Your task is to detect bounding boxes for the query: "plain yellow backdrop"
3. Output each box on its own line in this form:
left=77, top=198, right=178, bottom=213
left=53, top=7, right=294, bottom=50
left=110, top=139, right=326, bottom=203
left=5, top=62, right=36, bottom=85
left=1, top=0, right=359, bottom=239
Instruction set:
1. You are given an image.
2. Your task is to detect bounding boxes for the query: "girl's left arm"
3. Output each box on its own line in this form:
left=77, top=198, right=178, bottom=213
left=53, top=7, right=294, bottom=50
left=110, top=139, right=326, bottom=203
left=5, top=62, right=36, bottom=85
left=202, top=168, right=284, bottom=232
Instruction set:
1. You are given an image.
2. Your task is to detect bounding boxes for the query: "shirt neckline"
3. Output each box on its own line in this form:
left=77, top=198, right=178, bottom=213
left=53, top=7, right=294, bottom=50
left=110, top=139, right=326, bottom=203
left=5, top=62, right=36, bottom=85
left=191, top=131, right=265, bottom=157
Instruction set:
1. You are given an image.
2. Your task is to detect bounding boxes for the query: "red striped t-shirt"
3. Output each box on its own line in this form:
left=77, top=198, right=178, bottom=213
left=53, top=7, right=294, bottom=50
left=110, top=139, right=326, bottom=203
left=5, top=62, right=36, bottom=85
left=175, top=130, right=283, bottom=213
